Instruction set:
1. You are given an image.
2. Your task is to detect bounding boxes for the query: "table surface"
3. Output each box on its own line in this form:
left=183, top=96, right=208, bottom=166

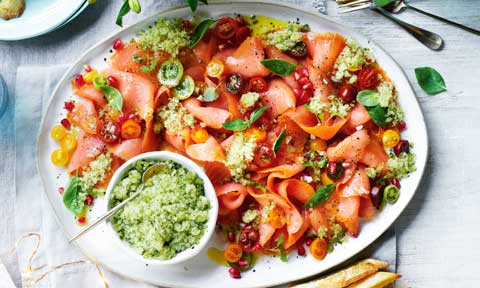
left=1, top=0, right=479, bottom=287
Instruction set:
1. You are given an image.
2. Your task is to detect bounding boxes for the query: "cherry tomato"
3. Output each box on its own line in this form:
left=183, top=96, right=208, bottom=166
left=191, top=126, right=209, bottom=143
left=245, top=127, right=267, bottom=143
left=248, top=77, right=268, bottom=93
left=394, top=139, right=410, bottom=156
left=121, top=119, right=142, bottom=139
left=214, top=17, right=238, bottom=40
left=310, top=238, right=327, bottom=260
left=382, top=129, right=400, bottom=148
left=206, top=59, right=225, bottom=79
left=326, top=161, right=344, bottom=180
left=60, top=134, right=78, bottom=152
left=235, top=26, right=251, bottom=44
left=309, top=138, right=327, bottom=152
left=253, top=145, right=275, bottom=168
left=337, top=84, right=357, bottom=103
left=358, top=66, right=379, bottom=90
left=97, top=119, right=120, bottom=143
left=50, top=125, right=67, bottom=141
left=224, top=243, right=243, bottom=263
left=225, top=73, right=243, bottom=94
left=51, top=149, right=69, bottom=166
left=321, top=172, right=335, bottom=185
left=267, top=207, right=285, bottom=229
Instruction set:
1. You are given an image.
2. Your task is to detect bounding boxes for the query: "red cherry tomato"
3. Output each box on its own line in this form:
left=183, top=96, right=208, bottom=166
left=235, top=26, right=251, bottom=44
left=96, top=119, right=120, bottom=143
left=214, top=17, right=238, bottom=40
left=248, top=77, right=268, bottom=93
left=337, top=84, right=357, bottom=103
left=253, top=145, right=275, bottom=168
left=358, top=66, right=379, bottom=90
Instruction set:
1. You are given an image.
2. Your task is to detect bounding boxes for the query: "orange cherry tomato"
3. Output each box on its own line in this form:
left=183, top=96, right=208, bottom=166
left=309, top=138, right=327, bottom=152
left=248, top=77, right=268, bottom=93
left=191, top=126, right=209, bottom=144
left=267, top=207, right=285, bottom=229
left=310, top=238, right=327, bottom=260
left=121, top=119, right=142, bottom=140
left=245, top=127, right=267, bottom=143
left=224, top=243, right=243, bottom=263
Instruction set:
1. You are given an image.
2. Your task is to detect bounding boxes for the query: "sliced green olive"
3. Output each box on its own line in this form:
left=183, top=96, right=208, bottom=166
left=173, top=75, right=195, bottom=100
left=290, top=41, right=307, bottom=58
left=158, top=59, right=184, bottom=87
left=384, top=184, right=400, bottom=204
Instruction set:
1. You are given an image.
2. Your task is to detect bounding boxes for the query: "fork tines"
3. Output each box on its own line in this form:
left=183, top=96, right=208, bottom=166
left=336, top=0, right=373, bottom=13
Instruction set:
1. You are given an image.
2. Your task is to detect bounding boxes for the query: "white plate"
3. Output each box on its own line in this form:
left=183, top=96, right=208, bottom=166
left=0, top=0, right=85, bottom=41
left=37, top=1, right=428, bottom=287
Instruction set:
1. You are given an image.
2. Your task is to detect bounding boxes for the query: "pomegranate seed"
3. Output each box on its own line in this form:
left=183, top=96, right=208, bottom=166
left=393, top=140, right=410, bottom=156
left=238, top=259, right=248, bottom=267
left=83, top=64, right=92, bottom=72
left=228, top=267, right=241, bottom=279
left=297, top=245, right=306, bottom=256
left=301, top=66, right=309, bottom=77
left=60, top=118, right=71, bottom=130
left=74, top=74, right=85, bottom=87
left=243, top=225, right=252, bottom=232
left=305, top=238, right=313, bottom=246
left=253, top=243, right=262, bottom=251
left=391, top=178, right=401, bottom=189
left=297, top=76, right=310, bottom=86
left=302, top=82, right=314, bottom=90
left=182, top=19, right=191, bottom=29
left=113, top=39, right=123, bottom=50
left=293, top=71, right=301, bottom=81
left=397, top=121, right=407, bottom=131
left=85, top=195, right=94, bottom=206
left=77, top=216, right=86, bottom=225
left=64, top=101, right=75, bottom=111
left=107, top=76, right=119, bottom=88
left=227, top=231, right=235, bottom=242
left=293, top=88, right=303, bottom=98
left=58, top=187, right=64, bottom=194
left=298, top=89, right=313, bottom=105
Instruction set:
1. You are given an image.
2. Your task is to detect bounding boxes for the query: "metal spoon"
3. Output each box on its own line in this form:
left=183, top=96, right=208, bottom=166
left=68, top=163, right=166, bottom=243
left=374, top=8, right=444, bottom=51
left=383, top=0, right=480, bottom=36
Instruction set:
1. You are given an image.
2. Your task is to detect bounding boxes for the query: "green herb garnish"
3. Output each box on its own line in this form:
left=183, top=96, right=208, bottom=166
left=276, top=235, right=288, bottom=262
left=223, top=105, right=269, bottom=131
left=356, top=89, right=379, bottom=107
left=365, top=105, right=388, bottom=127
left=414, top=67, right=446, bottom=95
left=260, top=59, right=296, bottom=76
left=273, top=127, right=286, bottom=154
left=115, top=1, right=131, bottom=27
left=304, top=184, right=335, bottom=209
left=93, top=76, right=123, bottom=111
left=63, top=176, right=85, bottom=215
left=189, top=19, right=217, bottom=49
left=140, top=58, right=159, bottom=74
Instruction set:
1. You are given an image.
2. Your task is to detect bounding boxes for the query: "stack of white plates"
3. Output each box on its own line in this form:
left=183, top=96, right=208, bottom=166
left=0, top=0, right=88, bottom=41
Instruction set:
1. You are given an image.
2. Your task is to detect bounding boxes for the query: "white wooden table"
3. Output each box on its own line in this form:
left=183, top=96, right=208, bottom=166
left=0, top=0, right=479, bottom=287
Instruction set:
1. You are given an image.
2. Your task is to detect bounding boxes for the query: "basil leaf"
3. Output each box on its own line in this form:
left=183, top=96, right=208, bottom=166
left=243, top=180, right=267, bottom=193
left=260, top=59, right=296, bottom=76
left=101, top=86, right=123, bottom=111
left=366, top=105, right=388, bottom=126
left=304, top=184, right=335, bottom=208
left=63, top=177, right=85, bottom=215
left=140, top=58, right=159, bottom=74
left=189, top=19, right=217, bottom=49
left=248, top=105, right=269, bottom=126
left=414, top=67, right=446, bottom=95
left=128, top=0, right=141, bottom=13
left=223, top=119, right=248, bottom=131
left=116, top=0, right=131, bottom=27
left=276, top=235, right=287, bottom=262
left=356, top=90, right=379, bottom=107
left=187, top=0, right=198, bottom=12
left=273, top=127, right=286, bottom=154
left=199, top=0, right=208, bottom=4
left=199, top=86, right=219, bottom=102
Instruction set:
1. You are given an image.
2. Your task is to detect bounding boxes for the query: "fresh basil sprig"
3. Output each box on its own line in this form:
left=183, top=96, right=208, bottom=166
left=260, top=59, right=297, bottom=76
left=222, top=105, right=269, bottom=131
left=356, top=90, right=379, bottom=107
left=415, top=67, right=446, bottom=95
left=93, top=76, right=123, bottom=111
left=304, top=184, right=335, bottom=209
left=189, top=19, right=217, bottom=48
left=273, top=127, right=286, bottom=154
left=276, top=235, right=288, bottom=262
left=356, top=89, right=388, bottom=127
left=187, top=0, right=208, bottom=12
left=141, top=58, right=159, bottom=74
left=63, top=176, right=85, bottom=215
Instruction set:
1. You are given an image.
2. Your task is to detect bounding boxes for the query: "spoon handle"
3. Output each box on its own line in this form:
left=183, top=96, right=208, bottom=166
left=68, top=185, right=144, bottom=243
left=406, top=4, right=480, bottom=36
left=375, top=8, right=444, bottom=51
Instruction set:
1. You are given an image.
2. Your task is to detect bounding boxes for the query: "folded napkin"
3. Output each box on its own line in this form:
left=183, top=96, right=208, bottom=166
left=14, top=63, right=395, bottom=287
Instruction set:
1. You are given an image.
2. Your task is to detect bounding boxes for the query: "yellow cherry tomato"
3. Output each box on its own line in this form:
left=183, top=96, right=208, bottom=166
left=267, top=207, right=285, bottom=229
left=83, top=70, right=99, bottom=84
left=245, top=127, right=267, bottom=143
left=310, top=238, right=327, bottom=260
left=191, top=126, right=209, bottom=144
left=51, top=149, right=70, bottom=166
left=60, top=134, right=77, bottom=152
left=382, top=129, right=400, bottom=148
left=321, top=172, right=335, bottom=185
left=50, top=125, right=67, bottom=141
left=206, top=59, right=225, bottom=79
left=309, top=138, right=327, bottom=152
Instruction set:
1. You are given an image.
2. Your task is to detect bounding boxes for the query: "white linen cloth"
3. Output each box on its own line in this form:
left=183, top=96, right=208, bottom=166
left=13, top=66, right=395, bottom=286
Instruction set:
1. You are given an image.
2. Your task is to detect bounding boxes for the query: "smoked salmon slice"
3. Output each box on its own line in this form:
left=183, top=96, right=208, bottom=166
left=186, top=136, right=226, bottom=163
left=67, top=97, right=98, bottom=135
left=264, top=46, right=298, bottom=64
left=335, top=196, right=360, bottom=237
left=260, top=79, right=296, bottom=118
left=360, top=137, right=388, bottom=168
left=258, top=163, right=305, bottom=193
left=338, top=166, right=371, bottom=198
left=75, top=84, right=107, bottom=107
left=67, top=131, right=105, bottom=173
left=342, top=104, right=371, bottom=134
left=327, top=129, right=370, bottom=162
left=287, top=105, right=347, bottom=140
left=107, top=138, right=143, bottom=161
left=183, top=98, right=232, bottom=129
left=305, top=32, right=346, bottom=73
left=307, top=58, right=334, bottom=103
left=215, top=183, right=248, bottom=211
left=225, top=37, right=270, bottom=78
left=164, top=128, right=191, bottom=153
